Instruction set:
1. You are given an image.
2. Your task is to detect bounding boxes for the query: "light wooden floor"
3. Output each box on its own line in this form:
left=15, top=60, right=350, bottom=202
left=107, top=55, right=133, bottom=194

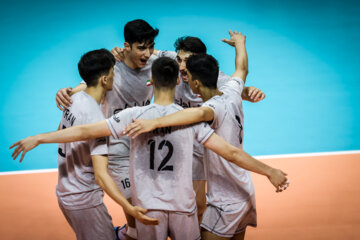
left=1, top=153, right=359, bottom=239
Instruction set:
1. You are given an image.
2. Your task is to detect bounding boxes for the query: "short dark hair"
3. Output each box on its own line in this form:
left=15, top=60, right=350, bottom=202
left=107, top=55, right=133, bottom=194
left=186, top=54, right=219, bottom=89
left=174, top=36, right=207, bottom=54
left=151, top=57, right=179, bottom=89
left=78, top=49, right=115, bottom=87
left=124, top=19, right=159, bottom=45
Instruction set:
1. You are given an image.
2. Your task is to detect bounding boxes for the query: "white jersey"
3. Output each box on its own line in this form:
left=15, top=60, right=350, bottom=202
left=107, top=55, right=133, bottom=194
left=159, top=51, right=233, bottom=172
left=100, top=56, right=158, bottom=169
left=106, top=103, right=214, bottom=212
left=56, top=91, right=107, bottom=210
left=202, top=77, right=255, bottom=205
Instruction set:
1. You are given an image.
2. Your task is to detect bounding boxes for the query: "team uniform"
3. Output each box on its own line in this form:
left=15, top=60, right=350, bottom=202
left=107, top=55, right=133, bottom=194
left=106, top=103, right=214, bottom=240
left=200, top=77, right=257, bottom=237
left=98, top=53, right=165, bottom=198
left=159, top=51, right=232, bottom=180
left=56, top=91, right=115, bottom=240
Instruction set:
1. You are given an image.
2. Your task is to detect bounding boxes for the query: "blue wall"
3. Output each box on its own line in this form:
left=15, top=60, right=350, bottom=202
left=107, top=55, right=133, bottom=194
left=2, top=0, right=359, bottom=171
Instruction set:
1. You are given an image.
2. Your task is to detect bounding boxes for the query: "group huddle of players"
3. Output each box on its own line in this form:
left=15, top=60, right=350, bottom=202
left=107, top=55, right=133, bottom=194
left=10, top=19, right=289, bottom=240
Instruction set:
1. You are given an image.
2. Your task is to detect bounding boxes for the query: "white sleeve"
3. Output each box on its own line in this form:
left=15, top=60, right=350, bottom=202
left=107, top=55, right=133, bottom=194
left=106, top=107, right=139, bottom=139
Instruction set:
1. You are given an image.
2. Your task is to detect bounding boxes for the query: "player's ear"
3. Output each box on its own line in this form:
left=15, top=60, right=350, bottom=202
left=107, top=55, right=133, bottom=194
left=124, top=42, right=131, bottom=51
left=194, top=79, right=201, bottom=88
left=176, top=76, right=180, bottom=85
left=150, top=77, right=154, bottom=86
left=100, top=75, right=107, bottom=86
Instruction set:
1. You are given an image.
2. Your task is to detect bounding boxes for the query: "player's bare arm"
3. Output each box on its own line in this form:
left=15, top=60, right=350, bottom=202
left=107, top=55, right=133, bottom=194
left=203, top=133, right=289, bottom=192
left=92, top=155, right=159, bottom=225
left=10, top=120, right=111, bottom=162
left=222, top=30, right=248, bottom=82
left=124, top=106, right=215, bottom=138
left=242, top=86, right=266, bottom=103
left=56, top=83, right=86, bottom=111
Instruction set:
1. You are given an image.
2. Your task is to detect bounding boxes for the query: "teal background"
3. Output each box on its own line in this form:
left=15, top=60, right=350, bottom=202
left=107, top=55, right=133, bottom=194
left=1, top=0, right=359, bottom=172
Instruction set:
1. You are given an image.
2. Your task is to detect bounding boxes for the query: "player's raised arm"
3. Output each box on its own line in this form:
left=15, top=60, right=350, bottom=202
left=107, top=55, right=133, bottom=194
left=203, top=133, right=289, bottom=192
left=242, top=86, right=266, bottom=103
left=222, top=30, right=248, bottom=82
left=124, top=106, right=215, bottom=138
left=10, top=120, right=111, bottom=162
left=92, top=155, right=159, bottom=225
left=56, top=83, right=86, bottom=111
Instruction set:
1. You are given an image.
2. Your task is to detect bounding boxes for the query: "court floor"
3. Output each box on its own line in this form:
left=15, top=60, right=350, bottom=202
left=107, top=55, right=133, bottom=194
left=1, top=153, right=359, bottom=239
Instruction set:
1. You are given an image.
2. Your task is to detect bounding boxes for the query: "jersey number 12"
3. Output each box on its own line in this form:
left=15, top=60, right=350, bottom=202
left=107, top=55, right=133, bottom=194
left=148, top=139, right=174, bottom=171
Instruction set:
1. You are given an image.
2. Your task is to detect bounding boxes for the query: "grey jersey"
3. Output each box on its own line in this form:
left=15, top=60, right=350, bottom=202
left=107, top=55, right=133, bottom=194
left=56, top=91, right=107, bottom=210
left=202, top=77, right=255, bottom=205
left=159, top=51, right=233, bottom=164
left=100, top=55, right=159, bottom=168
left=106, top=103, right=214, bottom=212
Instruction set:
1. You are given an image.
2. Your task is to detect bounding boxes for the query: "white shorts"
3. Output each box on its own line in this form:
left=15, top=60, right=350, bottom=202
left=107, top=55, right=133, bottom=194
left=107, top=164, right=132, bottom=199
left=201, top=196, right=257, bottom=237
left=58, top=201, right=115, bottom=240
left=136, top=208, right=201, bottom=240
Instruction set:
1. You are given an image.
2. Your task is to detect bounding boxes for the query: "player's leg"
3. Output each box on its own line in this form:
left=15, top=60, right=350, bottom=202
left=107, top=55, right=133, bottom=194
left=136, top=210, right=168, bottom=240
left=59, top=202, right=116, bottom=240
left=169, top=209, right=201, bottom=240
left=193, top=179, right=207, bottom=223
left=231, top=230, right=245, bottom=240
left=201, top=230, right=231, bottom=240
left=201, top=201, right=256, bottom=240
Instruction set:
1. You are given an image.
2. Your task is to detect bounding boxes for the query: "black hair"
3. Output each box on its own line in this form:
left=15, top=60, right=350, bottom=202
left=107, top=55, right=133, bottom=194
left=174, top=36, right=207, bottom=54
left=151, top=57, right=179, bottom=89
left=78, top=49, right=115, bottom=87
left=186, top=54, right=219, bottom=89
left=124, top=19, right=159, bottom=45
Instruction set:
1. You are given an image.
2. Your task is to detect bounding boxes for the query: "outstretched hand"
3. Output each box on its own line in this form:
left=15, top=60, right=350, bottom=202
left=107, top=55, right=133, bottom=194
left=9, top=136, right=40, bottom=163
left=111, top=47, right=125, bottom=62
left=244, top=87, right=266, bottom=103
left=129, top=206, right=159, bottom=225
left=123, top=118, right=158, bottom=139
left=222, top=30, right=246, bottom=47
left=268, top=169, right=290, bottom=193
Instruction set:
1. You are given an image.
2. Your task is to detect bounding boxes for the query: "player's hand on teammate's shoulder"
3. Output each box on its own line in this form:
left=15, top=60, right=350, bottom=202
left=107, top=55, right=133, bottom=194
left=243, top=87, right=266, bottom=103
left=128, top=206, right=159, bottom=225
left=9, top=136, right=40, bottom=163
left=124, top=118, right=159, bottom=139
left=56, top=87, right=73, bottom=111
left=111, top=47, right=125, bottom=62
left=267, top=168, right=290, bottom=193
left=222, top=30, right=246, bottom=47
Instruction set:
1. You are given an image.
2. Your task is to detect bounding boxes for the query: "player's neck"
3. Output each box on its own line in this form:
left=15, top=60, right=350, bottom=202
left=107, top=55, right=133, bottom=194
left=153, top=88, right=175, bottom=106
left=84, top=86, right=106, bottom=104
left=123, top=53, right=139, bottom=70
left=200, top=87, right=222, bottom=102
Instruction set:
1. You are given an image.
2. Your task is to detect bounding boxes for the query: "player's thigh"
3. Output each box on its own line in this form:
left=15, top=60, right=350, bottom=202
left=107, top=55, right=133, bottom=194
left=136, top=210, right=168, bottom=240
left=231, top=230, right=245, bottom=240
left=201, top=201, right=256, bottom=238
left=65, top=203, right=115, bottom=240
left=169, top=209, right=201, bottom=240
left=201, top=229, right=231, bottom=240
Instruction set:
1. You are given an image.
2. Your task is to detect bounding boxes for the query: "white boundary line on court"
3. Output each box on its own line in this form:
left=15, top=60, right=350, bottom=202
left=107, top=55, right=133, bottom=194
left=1, top=150, right=359, bottom=176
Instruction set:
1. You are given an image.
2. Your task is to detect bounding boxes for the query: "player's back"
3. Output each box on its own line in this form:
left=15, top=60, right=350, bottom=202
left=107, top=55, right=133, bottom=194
left=106, top=103, right=213, bottom=212
left=56, top=91, right=107, bottom=210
